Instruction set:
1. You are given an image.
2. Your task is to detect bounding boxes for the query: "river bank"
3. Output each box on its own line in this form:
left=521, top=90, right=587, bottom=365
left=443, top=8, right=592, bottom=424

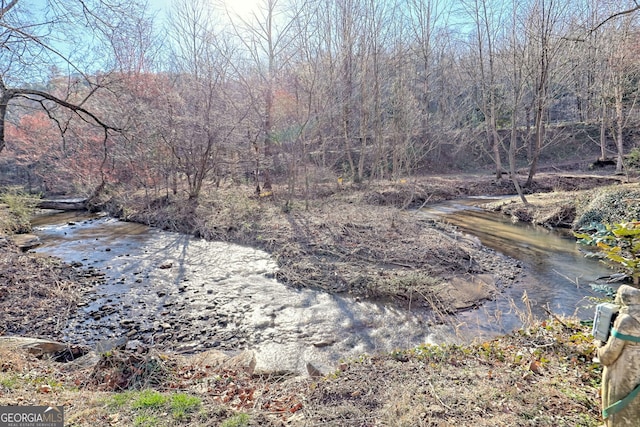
left=99, top=176, right=620, bottom=313
left=0, top=171, right=628, bottom=425
left=0, top=317, right=601, bottom=426
left=92, top=172, right=626, bottom=315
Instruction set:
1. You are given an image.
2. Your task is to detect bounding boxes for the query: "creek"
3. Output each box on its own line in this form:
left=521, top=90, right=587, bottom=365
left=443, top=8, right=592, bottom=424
left=30, top=201, right=612, bottom=374
left=421, top=197, right=614, bottom=337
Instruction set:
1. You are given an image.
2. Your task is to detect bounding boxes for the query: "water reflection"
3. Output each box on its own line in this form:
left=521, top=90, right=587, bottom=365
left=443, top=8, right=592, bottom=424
left=422, top=198, right=615, bottom=342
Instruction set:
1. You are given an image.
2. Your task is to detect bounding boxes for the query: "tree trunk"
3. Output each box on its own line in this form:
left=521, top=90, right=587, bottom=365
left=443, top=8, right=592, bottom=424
left=526, top=106, right=545, bottom=187
left=37, top=199, right=87, bottom=210
left=0, top=91, right=11, bottom=154
left=509, top=116, right=527, bottom=204
left=490, top=111, right=502, bottom=181
left=262, top=86, right=274, bottom=191
left=600, top=100, right=607, bottom=161
left=614, top=85, right=624, bottom=173
left=357, top=59, right=367, bottom=183
left=342, top=106, right=356, bottom=180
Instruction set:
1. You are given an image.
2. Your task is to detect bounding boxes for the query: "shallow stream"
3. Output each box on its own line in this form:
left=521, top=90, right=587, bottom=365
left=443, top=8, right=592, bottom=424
left=31, top=202, right=613, bottom=374
left=421, top=197, right=614, bottom=336
left=31, top=213, right=439, bottom=375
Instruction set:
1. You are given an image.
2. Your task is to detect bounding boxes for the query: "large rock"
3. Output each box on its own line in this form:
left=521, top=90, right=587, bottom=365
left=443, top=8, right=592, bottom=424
left=10, top=234, right=41, bottom=251
left=61, top=351, right=101, bottom=372
left=434, top=273, right=497, bottom=311
left=187, top=349, right=257, bottom=375
left=0, top=336, right=66, bottom=356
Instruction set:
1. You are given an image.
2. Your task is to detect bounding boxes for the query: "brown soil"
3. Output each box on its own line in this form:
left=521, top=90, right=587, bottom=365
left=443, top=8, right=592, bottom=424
left=0, top=171, right=622, bottom=426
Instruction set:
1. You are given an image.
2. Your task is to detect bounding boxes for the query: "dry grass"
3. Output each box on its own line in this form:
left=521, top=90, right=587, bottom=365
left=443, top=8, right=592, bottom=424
left=486, top=191, right=579, bottom=227
left=0, top=318, right=602, bottom=426
left=0, top=250, right=98, bottom=340
left=303, top=318, right=601, bottom=426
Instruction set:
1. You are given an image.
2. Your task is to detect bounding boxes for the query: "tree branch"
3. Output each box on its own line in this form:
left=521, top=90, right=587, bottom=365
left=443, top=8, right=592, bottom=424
left=0, top=0, right=18, bottom=20
left=13, top=88, right=120, bottom=132
left=591, top=5, right=640, bottom=33
left=0, top=21, right=92, bottom=82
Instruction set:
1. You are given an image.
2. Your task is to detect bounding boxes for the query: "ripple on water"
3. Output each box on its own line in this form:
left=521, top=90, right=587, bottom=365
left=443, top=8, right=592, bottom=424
left=33, top=213, right=440, bottom=375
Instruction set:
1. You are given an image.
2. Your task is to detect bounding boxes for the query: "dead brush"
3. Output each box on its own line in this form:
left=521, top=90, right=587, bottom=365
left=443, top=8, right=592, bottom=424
left=514, top=290, right=537, bottom=330
left=0, top=347, right=30, bottom=374
left=87, top=349, right=172, bottom=391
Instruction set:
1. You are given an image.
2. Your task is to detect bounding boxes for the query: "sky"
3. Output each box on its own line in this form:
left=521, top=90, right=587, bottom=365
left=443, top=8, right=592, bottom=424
left=146, top=0, right=265, bottom=22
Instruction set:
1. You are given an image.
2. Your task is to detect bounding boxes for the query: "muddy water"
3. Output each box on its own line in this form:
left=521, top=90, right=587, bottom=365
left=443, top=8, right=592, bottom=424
left=421, top=197, right=615, bottom=338
left=32, top=212, right=443, bottom=375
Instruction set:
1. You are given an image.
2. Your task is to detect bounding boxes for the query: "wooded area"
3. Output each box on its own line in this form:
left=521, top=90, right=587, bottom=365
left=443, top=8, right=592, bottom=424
left=0, top=0, right=639, bottom=200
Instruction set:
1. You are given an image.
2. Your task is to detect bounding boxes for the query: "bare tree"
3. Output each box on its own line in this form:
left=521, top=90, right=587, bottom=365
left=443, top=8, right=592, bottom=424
left=405, top=0, right=453, bottom=173
left=163, top=0, right=240, bottom=200
left=224, top=0, right=305, bottom=193
left=0, top=0, right=154, bottom=197
left=0, top=1, right=143, bottom=157
left=463, top=0, right=504, bottom=181
left=336, top=0, right=360, bottom=182
left=603, top=13, right=639, bottom=173
left=503, top=0, right=527, bottom=203
left=525, top=0, right=568, bottom=186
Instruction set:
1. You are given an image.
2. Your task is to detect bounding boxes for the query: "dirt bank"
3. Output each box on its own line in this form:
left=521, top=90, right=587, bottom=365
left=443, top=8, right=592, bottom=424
left=0, top=314, right=602, bottom=426
left=0, top=242, right=104, bottom=342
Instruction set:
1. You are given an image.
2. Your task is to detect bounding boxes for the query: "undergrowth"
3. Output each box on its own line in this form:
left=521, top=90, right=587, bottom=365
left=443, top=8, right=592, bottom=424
left=0, top=187, right=40, bottom=234
left=574, top=185, right=640, bottom=230
left=106, top=390, right=203, bottom=425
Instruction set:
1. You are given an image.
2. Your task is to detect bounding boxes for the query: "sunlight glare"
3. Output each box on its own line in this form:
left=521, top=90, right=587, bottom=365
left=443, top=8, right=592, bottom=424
left=221, top=0, right=264, bottom=21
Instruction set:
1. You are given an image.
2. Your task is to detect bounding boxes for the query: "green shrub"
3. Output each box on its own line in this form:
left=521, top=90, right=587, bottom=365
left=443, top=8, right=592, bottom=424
left=221, top=413, right=250, bottom=427
left=575, top=221, right=640, bottom=285
left=626, top=148, right=640, bottom=170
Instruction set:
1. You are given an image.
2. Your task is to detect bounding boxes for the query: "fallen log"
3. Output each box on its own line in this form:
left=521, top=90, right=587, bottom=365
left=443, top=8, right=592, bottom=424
left=36, top=198, right=87, bottom=210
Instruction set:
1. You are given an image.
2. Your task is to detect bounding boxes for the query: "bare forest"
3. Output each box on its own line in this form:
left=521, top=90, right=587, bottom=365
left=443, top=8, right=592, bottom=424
left=0, top=0, right=639, bottom=199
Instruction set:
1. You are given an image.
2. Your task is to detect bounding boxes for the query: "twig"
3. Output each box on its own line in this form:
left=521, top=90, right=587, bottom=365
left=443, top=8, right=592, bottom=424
left=542, top=305, right=570, bottom=330
left=414, top=194, right=433, bottom=212
left=428, top=381, right=453, bottom=411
